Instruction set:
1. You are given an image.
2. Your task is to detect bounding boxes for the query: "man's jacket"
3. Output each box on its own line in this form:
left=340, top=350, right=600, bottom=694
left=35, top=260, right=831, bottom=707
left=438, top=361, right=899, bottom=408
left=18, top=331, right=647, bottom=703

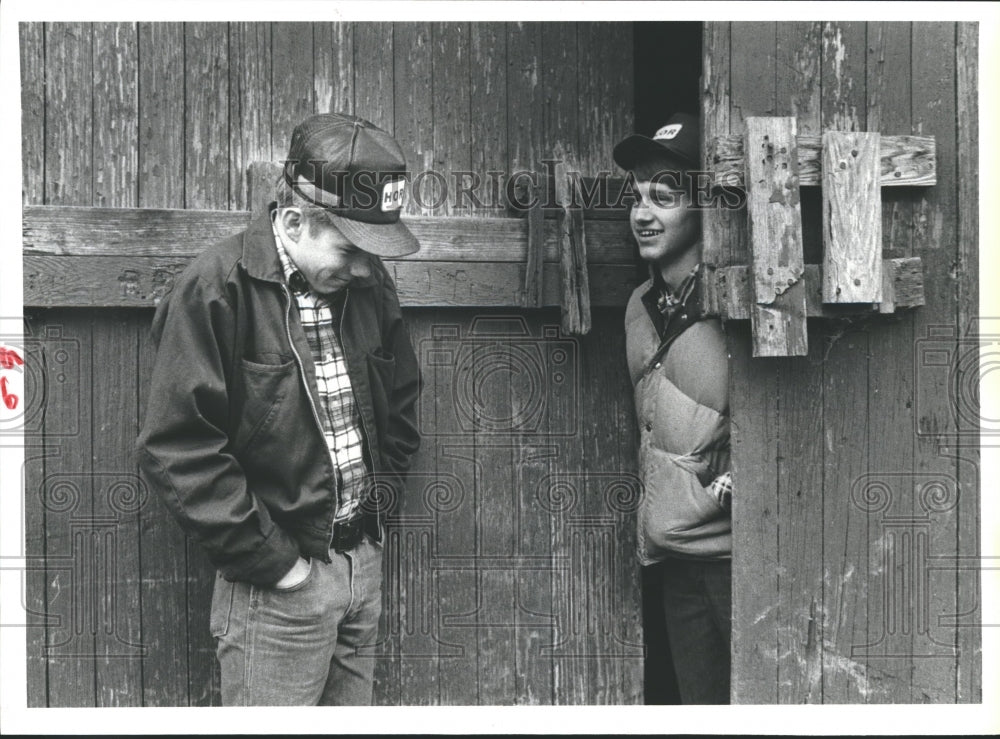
left=625, top=273, right=731, bottom=564
left=136, top=208, right=421, bottom=587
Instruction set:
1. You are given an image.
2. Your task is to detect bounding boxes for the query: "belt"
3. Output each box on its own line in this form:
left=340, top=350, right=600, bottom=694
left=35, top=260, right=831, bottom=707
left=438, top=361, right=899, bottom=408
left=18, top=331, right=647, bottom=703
left=330, top=515, right=366, bottom=553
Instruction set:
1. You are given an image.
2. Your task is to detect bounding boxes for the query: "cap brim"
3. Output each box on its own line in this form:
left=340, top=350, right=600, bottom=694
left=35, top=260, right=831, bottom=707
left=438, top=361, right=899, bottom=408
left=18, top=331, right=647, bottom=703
left=613, top=134, right=698, bottom=172
left=327, top=212, right=421, bottom=258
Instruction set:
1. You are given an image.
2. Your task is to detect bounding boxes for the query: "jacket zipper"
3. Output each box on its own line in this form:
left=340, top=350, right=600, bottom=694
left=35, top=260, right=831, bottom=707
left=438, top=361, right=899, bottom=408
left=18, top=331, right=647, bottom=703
left=339, top=289, right=381, bottom=528
left=281, top=283, right=337, bottom=560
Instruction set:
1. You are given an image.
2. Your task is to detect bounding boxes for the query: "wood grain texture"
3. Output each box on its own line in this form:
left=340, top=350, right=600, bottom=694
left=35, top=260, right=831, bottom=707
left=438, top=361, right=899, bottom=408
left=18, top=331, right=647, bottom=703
left=701, top=22, right=737, bottom=267
left=431, top=23, right=471, bottom=217
left=954, top=20, right=980, bottom=704
left=20, top=23, right=45, bottom=205
left=228, top=23, right=273, bottom=211
left=469, top=23, right=507, bottom=215
left=93, top=24, right=138, bottom=209
left=23, top=205, right=635, bottom=264
left=270, top=22, right=315, bottom=157
left=353, top=23, right=393, bottom=132
left=907, top=21, right=961, bottom=705
left=138, top=23, right=185, bottom=209
left=743, top=116, right=808, bottom=357
left=727, top=20, right=779, bottom=705
left=576, top=23, right=633, bottom=178
left=313, top=22, right=353, bottom=116
left=553, top=146, right=592, bottom=335
left=393, top=22, right=433, bottom=217
left=821, top=132, right=882, bottom=303
left=709, top=134, right=936, bottom=189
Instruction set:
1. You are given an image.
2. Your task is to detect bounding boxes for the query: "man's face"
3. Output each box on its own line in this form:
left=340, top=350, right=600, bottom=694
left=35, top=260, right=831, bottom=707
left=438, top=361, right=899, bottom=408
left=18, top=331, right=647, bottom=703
left=278, top=209, right=373, bottom=293
left=629, top=178, right=701, bottom=266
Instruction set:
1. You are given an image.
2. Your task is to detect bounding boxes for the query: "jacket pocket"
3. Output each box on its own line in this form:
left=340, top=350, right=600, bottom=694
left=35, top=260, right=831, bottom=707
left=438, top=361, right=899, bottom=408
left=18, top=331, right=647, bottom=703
left=233, top=357, right=296, bottom=452
left=271, top=557, right=315, bottom=593
left=209, top=571, right=236, bottom=637
left=365, top=348, right=396, bottom=440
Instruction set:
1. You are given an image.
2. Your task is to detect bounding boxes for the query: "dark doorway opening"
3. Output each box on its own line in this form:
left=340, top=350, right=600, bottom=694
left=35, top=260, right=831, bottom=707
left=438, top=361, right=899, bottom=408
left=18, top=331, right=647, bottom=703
left=632, top=20, right=703, bottom=707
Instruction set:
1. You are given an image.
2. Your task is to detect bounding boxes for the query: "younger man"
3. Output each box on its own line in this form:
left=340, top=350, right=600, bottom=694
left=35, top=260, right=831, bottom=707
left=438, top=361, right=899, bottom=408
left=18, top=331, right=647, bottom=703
left=614, top=113, right=733, bottom=704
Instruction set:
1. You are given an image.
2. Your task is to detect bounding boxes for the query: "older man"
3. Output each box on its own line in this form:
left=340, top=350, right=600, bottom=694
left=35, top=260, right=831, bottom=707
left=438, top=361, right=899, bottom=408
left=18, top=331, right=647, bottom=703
left=137, top=112, right=422, bottom=705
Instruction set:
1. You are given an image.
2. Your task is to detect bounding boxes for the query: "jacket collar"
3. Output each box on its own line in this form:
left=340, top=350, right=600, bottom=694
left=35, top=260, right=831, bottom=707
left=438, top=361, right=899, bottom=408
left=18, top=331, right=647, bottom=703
left=240, top=204, right=285, bottom=284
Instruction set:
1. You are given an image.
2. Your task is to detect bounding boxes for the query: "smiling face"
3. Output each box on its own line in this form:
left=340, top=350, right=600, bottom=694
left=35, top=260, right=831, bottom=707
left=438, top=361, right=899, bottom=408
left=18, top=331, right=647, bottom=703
left=275, top=208, right=373, bottom=293
left=629, top=177, right=702, bottom=272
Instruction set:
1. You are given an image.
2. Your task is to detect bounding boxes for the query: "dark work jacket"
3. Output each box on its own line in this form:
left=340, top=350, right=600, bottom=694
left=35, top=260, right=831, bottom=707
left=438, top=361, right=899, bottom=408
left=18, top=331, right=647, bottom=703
left=136, top=207, right=421, bottom=586
left=625, top=270, right=732, bottom=564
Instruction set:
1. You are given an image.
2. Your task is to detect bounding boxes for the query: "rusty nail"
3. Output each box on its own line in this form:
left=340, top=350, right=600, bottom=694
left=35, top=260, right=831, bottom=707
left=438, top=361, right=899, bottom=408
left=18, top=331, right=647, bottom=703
left=854, top=278, right=861, bottom=286
left=767, top=267, right=774, bottom=275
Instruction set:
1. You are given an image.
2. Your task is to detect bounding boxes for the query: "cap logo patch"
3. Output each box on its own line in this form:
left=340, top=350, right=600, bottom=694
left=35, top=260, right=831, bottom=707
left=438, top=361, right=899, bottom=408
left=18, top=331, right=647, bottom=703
left=654, top=123, right=683, bottom=140
left=381, top=179, right=405, bottom=212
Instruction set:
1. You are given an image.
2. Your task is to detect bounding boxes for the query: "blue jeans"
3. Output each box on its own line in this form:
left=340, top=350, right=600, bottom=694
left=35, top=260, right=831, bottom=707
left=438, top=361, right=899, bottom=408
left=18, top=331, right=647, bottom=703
left=655, top=556, right=731, bottom=704
left=209, top=535, right=383, bottom=705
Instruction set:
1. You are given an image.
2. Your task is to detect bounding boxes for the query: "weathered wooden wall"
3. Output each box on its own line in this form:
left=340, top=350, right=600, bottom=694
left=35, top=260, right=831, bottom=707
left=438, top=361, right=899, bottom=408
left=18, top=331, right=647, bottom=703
left=20, top=21, right=640, bottom=706
left=704, top=21, right=980, bottom=703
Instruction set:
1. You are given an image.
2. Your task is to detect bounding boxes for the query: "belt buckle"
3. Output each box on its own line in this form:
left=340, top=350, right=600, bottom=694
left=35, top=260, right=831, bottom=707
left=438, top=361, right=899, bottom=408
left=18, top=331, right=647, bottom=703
left=331, top=516, right=364, bottom=553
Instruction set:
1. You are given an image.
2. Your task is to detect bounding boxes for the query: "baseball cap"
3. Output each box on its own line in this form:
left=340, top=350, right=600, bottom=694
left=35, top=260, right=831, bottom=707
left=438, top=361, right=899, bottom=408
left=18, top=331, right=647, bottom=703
left=613, top=112, right=700, bottom=172
left=283, top=112, right=420, bottom=258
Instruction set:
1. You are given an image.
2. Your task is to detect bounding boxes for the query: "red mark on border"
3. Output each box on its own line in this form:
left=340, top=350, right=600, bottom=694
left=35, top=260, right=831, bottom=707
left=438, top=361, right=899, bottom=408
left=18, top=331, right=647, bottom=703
left=0, top=347, right=24, bottom=410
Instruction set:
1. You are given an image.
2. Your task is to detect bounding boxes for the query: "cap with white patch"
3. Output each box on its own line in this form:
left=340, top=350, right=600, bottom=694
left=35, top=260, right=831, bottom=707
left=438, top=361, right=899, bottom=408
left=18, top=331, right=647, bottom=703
left=613, top=112, right=700, bottom=172
left=283, top=112, right=420, bottom=258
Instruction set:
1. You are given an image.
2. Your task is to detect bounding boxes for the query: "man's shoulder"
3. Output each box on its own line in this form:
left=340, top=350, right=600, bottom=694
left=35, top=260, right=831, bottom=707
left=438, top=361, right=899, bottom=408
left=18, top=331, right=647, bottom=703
left=625, top=278, right=654, bottom=325
left=170, top=229, right=246, bottom=301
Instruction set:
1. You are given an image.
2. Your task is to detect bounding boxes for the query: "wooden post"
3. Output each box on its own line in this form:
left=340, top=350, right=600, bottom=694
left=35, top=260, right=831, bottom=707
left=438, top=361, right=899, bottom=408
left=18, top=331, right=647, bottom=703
left=522, top=182, right=545, bottom=308
left=822, top=131, right=883, bottom=303
left=553, top=142, right=592, bottom=336
left=248, top=161, right=283, bottom=218
left=743, top=116, right=808, bottom=357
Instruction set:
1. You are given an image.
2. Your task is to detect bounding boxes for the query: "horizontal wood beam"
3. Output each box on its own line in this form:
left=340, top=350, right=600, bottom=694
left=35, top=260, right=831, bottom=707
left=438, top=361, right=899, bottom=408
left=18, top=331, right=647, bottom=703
left=709, top=133, right=935, bottom=188
left=22, top=205, right=634, bottom=264
left=24, top=255, right=637, bottom=309
left=706, top=257, right=925, bottom=320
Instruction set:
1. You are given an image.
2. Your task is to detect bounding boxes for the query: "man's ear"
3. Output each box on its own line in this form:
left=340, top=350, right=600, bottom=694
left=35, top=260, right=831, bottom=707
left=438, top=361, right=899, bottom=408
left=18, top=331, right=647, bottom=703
left=279, top=208, right=305, bottom=242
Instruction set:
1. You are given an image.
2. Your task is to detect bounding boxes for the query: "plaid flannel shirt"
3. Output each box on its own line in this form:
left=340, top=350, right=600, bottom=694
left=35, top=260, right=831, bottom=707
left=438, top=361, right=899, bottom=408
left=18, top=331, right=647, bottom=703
left=272, top=225, right=369, bottom=522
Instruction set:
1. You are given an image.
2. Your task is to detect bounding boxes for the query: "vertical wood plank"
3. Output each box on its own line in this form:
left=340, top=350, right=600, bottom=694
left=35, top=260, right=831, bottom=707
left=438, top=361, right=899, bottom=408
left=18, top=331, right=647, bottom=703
left=391, top=23, right=442, bottom=705
left=314, top=22, right=354, bottom=116
left=818, top=20, right=875, bottom=704
left=91, top=314, right=143, bottom=706
left=910, top=20, right=959, bottom=704
left=183, top=22, right=230, bottom=706
left=92, top=22, right=142, bottom=706
left=23, top=312, right=49, bottom=706
left=431, top=23, right=471, bottom=217
left=576, top=22, right=634, bottom=179
left=469, top=23, right=507, bottom=216
left=42, top=22, right=95, bottom=707
left=743, top=116, right=808, bottom=357
left=821, top=132, right=882, bottom=303
left=863, top=21, right=917, bottom=698
left=727, top=20, right=780, bottom=705
left=506, top=22, right=543, bottom=176
left=138, top=23, right=185, bottom=209
left=773, top=22, right=824, bottom=704
left=20, top=22, right=45, bottom=205
left=954, top=20, right=980, bottom=705
left=393, top=22, right=434, bottom=217
left=20, top=21, right=47, bottom=702
left=228, top=22, right=272, bottom=211
left=702, top=22, right=738, bottom=267
left=184, top=23, right=230, bottom=212
left=136, top=20, right=189, bottom=706
left=539, top=23, right=579, bottom=162
left=354, top=23, right=394, bottom=132
left=93, top=23, right=138, bottom=209
left=271, top=22, right=315, bottom=156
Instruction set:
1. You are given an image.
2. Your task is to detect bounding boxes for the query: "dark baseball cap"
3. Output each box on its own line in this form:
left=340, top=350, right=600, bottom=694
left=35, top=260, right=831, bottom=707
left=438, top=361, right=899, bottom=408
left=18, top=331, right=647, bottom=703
left=283, top=112, right=420, bottom=258
left=613, top=112, right=700, bottom=172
